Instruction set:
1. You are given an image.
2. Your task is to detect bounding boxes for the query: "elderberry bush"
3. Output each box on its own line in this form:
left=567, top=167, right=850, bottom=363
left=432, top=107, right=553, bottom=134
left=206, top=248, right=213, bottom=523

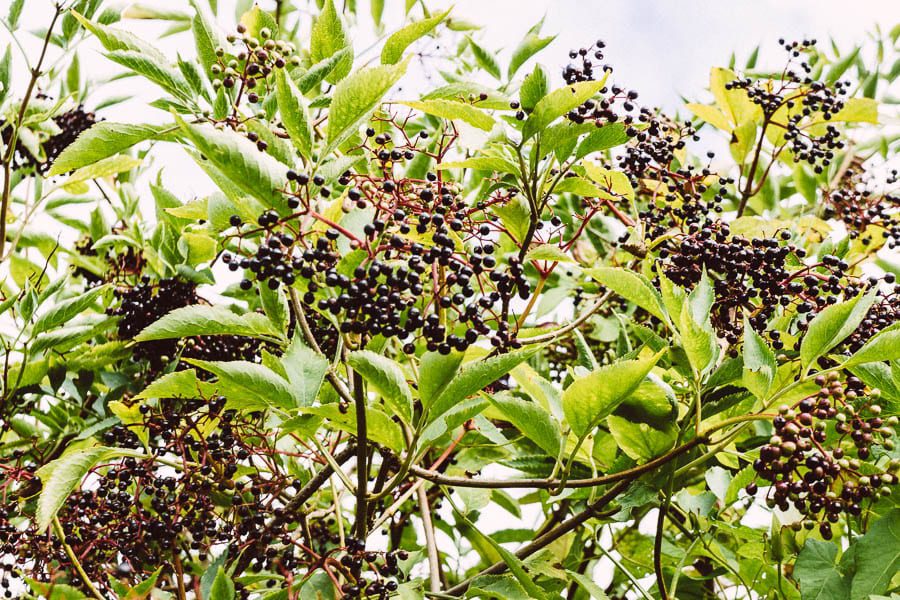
left=1, top=2, right=898, bottom=600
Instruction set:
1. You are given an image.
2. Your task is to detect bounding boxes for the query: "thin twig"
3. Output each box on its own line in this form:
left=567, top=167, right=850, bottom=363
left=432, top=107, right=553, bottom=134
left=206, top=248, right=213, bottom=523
left=417, top=484, right=442, bottom=593
left=1, top=4, right=63, bottom=257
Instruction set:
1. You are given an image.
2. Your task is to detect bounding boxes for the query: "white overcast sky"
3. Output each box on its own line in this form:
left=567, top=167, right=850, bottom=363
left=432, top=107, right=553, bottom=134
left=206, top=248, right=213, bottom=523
left=6, top=0, right=899, bottom=203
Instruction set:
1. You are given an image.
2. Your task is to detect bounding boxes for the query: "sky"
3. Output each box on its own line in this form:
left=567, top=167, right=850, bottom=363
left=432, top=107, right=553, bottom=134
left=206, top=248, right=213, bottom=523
left=6, top=0, right=899, bottom=205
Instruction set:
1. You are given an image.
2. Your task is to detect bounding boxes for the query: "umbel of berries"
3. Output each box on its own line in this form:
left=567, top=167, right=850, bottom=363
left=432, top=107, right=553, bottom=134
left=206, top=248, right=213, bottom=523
left=749, top=373, right=899, bottom=539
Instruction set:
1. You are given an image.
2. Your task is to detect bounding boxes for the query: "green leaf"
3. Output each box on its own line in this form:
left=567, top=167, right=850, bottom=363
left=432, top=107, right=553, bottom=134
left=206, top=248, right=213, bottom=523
left=381, top=8, right=450, bottom=65
left=552, top=177, right=604, bottom=197
left=280, top=335, right=328, bottom=407
left=275, top=68, right=313, bottom=160
left=795, top=539, right=849, bottom=600
left=189, top=0, right=225, bottom=77
left=238, top=5, right=277, bottom=40
left=187, top=359, right=296, bottom=411
left=831, top=97, right=878, bottom=124
left=742, top=316, right=776, bottom=399
left=134, top=369, right=210, bottom=400
left=566, top=571, right=610, bottom=599
left=105, top=49, right=192, bottom=102
left=176, top=117, right=289, bottom=212
left=134, top=304, right=281, bottom=341
left=686, top=103, right=732, bottom=132
left=347, top=350, right=414, bottom=424
left=562, top=350, right=665, bottom=437
left=679, top=273, right=718, bottom=376
left=325, top=59, right=408, bottom=156
left=524, top=79, right=606, bottom=139
left=26, top=579, right=88, bottom=600
left=71, top=10, right=167, bottom=63
left=519, top=64, right=548, bottom=112
left=524, top=245, right=572, bottom=263
left=259, top=281, right=289, bottom=332
left=35, top=446, right=138, bottom=532
left=575, top=123, right=630, bottom=159
left=843, top=508, right=900, bottom=600
left=7, top=0, right=24, bottom=29
left=32, top=285, right=107, bottom=334
left=310, top=0, right=352, bottom=83
left=418, top=350, right=465, bottom=406
left=399, top=99, right=495, bottom=131
left=607, top=415, right=677, bottom=462
left=586, top=267, right=668, bottom=323
left=725, top=464, right=756, bottom=505
left=844, top=323, right=900, bottom=367
left=303, top=403, right=405, bottom=452
left=61, top=155, right=142, bottom=192
left=429, top=346, right=541, bottom=420
left=467, top=37, right=501, bottom=80
left=209, top=567, right=235, bottom=600
left=582, top=162, right=634, bottom=201
left=800, top=288, right=877, bottom=370
left=0, top=45, right=11, bottom=108
left=508, top=32, right=556, bottom=79
left=436, top=156, right=518, bottom=174
left=490, top=393, right=561, bottom=456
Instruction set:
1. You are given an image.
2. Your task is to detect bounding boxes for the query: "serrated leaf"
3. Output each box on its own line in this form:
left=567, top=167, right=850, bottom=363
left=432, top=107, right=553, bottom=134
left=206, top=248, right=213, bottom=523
left=795, top=539, right=849, bottom=600
left=418, top=350, right=465, bottom=406
left=428, top=346, right=541, bottom=420
left=310, top=0, right=352, bottom=83
left=582, top=162, right=634, bottom=201
left=274, top=68, right=313, bottom=159
left=134, top=304, right=281, bottom=341
left=35, top=446, right=139, bottom=532
left=280, top=335, right=328, bottom=407
left=801, top=288, right=877, bottom=370
left=399, top=98, right=495, bottom=131
left=381, top=8, right=450, bottom=65
left=575, top=123, right=630, bottom=159
left=586, top=267, right=667, bottom=323
left=436, top=156, right=518, bottom=174
left=32, top=285, right=107, bottom=334
left=742, top=315, right=776, bottom=399
left=843, top=323, right=900, bottom=367
left=525, top=245, right=572, bottom=263
left=61, top=154, right=142, bottom=192
left=607, top=415, right=677, bottom=462
left=176, top=117, right=289, bottom=212
left=562, top=350, right=665, bottom=437
left=490, top=393, right=561, bottom=456
left=508, top=32, right=556, bottom=79
left=524, top=79, right=606, bottom=139
left=519, top=64, right=548, bottom=112
left=467, top=37, right=501, bottom=80
left=187, top=359, right=295, bottom=411
left=325, top=59, right=408, bottom=156
left=347, top=350, right=413, bottom=424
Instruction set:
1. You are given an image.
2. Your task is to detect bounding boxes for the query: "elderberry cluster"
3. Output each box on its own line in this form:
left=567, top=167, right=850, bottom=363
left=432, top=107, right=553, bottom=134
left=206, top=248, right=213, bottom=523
left=1, top=104, right=97, bottom=173
left=749, top=374, right=899, bottom=539
left=109, top=277, right=263, bottom=370
left=726, top=39, right=848, bottom=172
left=208, top=23, right=298, bottom=149
left=653, top=222, right=845, bottom=343
left=338, top=538, right=407, bottom=600
left=824, top=167, right=900, bottom=248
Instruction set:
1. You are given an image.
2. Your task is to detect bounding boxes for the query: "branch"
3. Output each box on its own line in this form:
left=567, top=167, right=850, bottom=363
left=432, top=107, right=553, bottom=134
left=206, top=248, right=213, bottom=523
left=444, top=480, right=630, bottom=596
left=1, top=4, right=63, bottom=257
left=409, top=436, right=703, bottom=490
left=352, top=370, right=368, bottom=540
left=417, top=484, right=442, bottom=593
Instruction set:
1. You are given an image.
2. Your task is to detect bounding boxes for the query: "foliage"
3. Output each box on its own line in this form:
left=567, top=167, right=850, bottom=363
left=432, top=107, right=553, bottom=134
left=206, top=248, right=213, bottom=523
left=1, top=2, right=899, bottom=599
